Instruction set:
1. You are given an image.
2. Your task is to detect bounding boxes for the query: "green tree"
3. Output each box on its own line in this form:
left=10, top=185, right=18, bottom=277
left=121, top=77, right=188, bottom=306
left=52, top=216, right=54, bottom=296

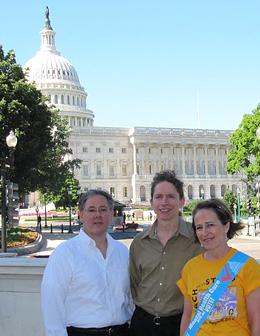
left=43, top=174, right=81, bottom=209
left=226, top=103, right=260, bottom=184
left=223, top=188, right=237, bottom=214
left=0, top=45, right=81, bottom=196
left=185, top=199, right=201, bottom=215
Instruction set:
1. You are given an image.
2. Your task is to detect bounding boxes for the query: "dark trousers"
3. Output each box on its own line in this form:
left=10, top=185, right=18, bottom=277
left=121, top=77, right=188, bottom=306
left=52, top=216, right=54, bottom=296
left=130, top=306, right=182, bottom=336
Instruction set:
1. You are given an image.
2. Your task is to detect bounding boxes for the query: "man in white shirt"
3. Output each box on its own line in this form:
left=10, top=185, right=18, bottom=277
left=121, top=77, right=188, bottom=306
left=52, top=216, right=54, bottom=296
left=41, top=189, right=133, bottom=336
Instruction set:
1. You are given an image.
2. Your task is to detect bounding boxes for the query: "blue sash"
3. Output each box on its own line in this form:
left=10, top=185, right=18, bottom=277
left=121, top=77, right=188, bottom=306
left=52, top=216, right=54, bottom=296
left=185, top=251, right=250, bottom=336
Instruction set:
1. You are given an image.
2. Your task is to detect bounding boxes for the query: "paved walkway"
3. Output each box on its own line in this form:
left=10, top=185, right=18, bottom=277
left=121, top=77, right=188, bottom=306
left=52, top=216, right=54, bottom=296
left=28, top=228, right=140, bottom=257
left=26, top=226, right=260, bottom=259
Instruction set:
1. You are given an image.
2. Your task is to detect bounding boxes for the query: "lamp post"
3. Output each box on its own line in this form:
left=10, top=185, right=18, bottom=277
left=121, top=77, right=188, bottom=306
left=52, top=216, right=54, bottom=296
left=68, top=190, right=73, bottom=233
left=233, top=203, right=237, bottom=222
left=77, top=189, right=82, bottom=226
left=1, top=131, right=18, bottom=252
left=44, top=194, right=48, bottom=228
left=201, top=187, right=205, bottom=200
left=237, top=188, right=241, bottom=222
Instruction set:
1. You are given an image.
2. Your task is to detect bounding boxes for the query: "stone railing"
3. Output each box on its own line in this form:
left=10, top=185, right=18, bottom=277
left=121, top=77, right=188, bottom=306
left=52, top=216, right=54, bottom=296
left=0, top=257, right=47, bottom=336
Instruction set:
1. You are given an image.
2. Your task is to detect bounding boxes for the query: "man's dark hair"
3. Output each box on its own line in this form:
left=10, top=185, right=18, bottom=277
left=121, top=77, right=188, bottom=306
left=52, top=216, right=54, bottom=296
left=192, top=198, right=244, bottom=242
left=151, top=170, right=184, bottom=201
left=79, top=189, right=114, bottom=212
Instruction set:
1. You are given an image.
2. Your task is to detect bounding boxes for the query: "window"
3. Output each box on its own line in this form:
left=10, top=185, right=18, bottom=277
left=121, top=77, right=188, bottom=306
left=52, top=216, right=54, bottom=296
left=96, top=164, right=102, bottom=176
left=137, top=165, right=139, bottom=174
left=161, top=149, right=163, bottom=154
left=110, top=187, right=115, bottom=197
left=67, top=95, right=70, bottom=104
left=123, top=187, right=127, bottom=197
left=48, top=95, right=51, bottom=103
left=149, top=165, right=152, bottom=174
left=96, top=148, right=101, bottom=153
left=149, top=148, right=151, bottom=154
left=122, top=148, right=126, bottom=154
left=72, top=96, right=75, bottom=105
left=122, top=164, right=127, bottom=176
left=109, top=165, right=115, bottom=177
left=83, top=165, right=89, bottom=176
left=136, top=149, right=139, bottom=154
left=61, top=95, right=64, bottom=104
left=109, top=148, right=114, bottom=153
left=55, top=95, right=58, bottom=104
left=83, top=147, right=88, bottom=153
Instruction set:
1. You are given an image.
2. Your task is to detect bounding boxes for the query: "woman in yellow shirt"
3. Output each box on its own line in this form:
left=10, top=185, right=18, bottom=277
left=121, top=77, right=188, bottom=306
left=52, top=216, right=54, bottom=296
left=177, top=198, right=260, bottom=335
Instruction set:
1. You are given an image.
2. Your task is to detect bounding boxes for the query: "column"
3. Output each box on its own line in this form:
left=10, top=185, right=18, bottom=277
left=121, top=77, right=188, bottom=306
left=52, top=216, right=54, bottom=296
left=215, top=145, right=219, bottom=175
left=204, top=146, right=208, bottom=175
left=193, top=145, right=197, bottom=176
left=170, top=145, right=174, bottom=170
left=182, top=145, right=185, bottom=176
left=130, top=137, right=137, bottom=203
left=145, top=144, right=149, bottom=175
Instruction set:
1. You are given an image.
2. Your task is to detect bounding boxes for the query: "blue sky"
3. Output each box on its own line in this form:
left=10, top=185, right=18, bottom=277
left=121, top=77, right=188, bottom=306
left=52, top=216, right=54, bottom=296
left=1, top=0, right=260, bottom=130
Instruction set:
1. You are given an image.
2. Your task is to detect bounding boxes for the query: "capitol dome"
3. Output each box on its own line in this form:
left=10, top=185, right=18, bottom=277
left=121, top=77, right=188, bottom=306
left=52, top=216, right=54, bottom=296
left=23, top=7, right=94, bottom=127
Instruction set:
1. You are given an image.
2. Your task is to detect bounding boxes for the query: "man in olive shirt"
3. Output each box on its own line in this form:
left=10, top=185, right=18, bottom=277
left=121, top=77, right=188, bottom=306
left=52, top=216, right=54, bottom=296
left=130, top=170, right=203, bottom=336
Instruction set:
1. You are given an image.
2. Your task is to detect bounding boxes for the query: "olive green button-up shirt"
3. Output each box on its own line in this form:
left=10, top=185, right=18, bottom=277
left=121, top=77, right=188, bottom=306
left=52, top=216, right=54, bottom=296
left=129, top=218, right=203, bottom=317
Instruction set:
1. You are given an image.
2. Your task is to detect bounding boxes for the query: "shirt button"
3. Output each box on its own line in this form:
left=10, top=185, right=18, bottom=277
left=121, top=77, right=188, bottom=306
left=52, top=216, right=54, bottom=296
left=163, top=252, right=166, bottom=255
left=161, top=267, right=165, bottom=270
left=160, top=283, right=162, bottom=286
left=157, top=298, right=160, bottom=302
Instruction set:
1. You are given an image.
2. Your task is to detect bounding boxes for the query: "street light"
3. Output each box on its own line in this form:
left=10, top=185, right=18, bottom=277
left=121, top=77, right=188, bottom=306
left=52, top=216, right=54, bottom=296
left=201, top=187, right=205, bottom=200
left=233, top=203, right=237, bottom=222
left=237, top=188, right=241, bottom=222
left=77, top=189, right=82, bottom=226
left=68, top=190, right=73, bottom=233
left=44, top=194, right=48, bottom=228
left=1, top=130, right=18, bottom=252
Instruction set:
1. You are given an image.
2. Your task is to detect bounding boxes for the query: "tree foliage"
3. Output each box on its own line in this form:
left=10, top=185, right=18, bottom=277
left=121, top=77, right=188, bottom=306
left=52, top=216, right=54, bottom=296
left=40, top=174, right=81, bottom=209
left=0, top=45, right=81, bottom=196
left=226, top=103, right=260, bottom=183
left=223, top=188, right=237, bottom=214
left=184, top=199, right=201, bottom=215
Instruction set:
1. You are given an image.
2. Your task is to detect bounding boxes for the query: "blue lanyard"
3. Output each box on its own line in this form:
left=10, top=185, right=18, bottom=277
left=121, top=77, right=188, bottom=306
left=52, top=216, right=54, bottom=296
left=185, top=251, right=250, bottom=336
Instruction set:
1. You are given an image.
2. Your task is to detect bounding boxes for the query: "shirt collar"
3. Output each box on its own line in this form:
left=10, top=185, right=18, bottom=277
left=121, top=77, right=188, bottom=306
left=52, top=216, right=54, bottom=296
left=78, top=228, right=116, bottom=248
left=141, top=217, right=193, bottom=240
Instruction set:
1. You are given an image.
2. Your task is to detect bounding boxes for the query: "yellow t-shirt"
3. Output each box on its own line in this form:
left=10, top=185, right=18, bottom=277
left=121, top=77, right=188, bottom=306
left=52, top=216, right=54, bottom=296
left=177, top=248, right=260, bottom=335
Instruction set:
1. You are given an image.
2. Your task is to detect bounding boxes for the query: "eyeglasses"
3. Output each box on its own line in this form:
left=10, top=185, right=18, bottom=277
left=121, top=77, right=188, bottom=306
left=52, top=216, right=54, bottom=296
left=84, top=208, right=109, bottom=214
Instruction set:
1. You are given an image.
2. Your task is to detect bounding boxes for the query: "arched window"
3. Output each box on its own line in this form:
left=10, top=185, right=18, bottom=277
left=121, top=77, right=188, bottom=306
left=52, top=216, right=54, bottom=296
left=210, top=185, right=215, bottom=198
left=188, top=185, right=193, bottom=200
left=221, top=185, right=226, bottom=197
left=140, top=186, right=146, bottom=202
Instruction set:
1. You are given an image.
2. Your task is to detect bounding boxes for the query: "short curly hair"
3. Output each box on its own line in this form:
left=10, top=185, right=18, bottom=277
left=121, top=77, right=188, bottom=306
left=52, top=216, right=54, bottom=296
left=151, top=170, right=184, bottom=201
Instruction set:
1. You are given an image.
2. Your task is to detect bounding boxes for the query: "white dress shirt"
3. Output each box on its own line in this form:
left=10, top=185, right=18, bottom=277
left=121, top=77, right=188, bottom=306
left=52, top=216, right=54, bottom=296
left=41, top=229, right=133, bottom=336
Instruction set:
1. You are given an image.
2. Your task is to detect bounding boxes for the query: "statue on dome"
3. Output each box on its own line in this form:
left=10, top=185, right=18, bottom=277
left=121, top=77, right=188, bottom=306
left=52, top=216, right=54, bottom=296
left=44, top=6, right=52, bottom=29
left=45, top=6, right=49, bottom=20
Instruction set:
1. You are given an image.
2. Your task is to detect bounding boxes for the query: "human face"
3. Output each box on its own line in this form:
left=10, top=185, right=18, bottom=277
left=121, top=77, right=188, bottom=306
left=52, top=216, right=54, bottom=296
left=194, top=209, right=230, bottom=252
left=151, top=181, right=185, bottom=222
left=80, top=195, right=114, bottom=240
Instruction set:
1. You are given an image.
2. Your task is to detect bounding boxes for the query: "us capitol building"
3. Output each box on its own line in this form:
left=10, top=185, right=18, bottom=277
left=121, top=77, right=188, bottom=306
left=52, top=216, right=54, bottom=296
left=23, top=10, right=243, bottom=206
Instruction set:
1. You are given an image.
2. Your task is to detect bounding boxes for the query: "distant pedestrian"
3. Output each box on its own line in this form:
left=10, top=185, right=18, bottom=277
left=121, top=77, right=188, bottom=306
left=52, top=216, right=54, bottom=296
left=37, top=215, right=41, bottom=225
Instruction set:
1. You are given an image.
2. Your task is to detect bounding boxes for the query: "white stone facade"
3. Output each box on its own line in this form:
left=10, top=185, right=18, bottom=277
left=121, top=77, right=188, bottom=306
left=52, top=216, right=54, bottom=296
left=24, top=11, right=243, bottom=206
left=71, top=126, right=243, bottom=205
